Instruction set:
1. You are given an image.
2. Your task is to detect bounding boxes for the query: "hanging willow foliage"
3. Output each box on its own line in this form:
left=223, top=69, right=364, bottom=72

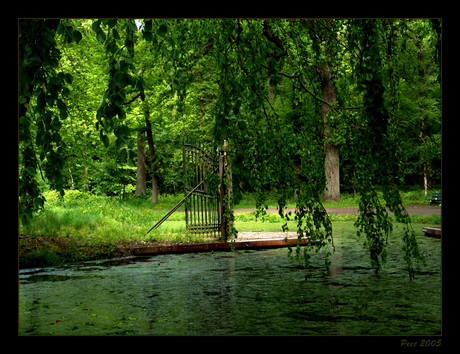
left=348, top=20, right=426, bottom=279
left=205, top=19, right=428, bottom=279
left=19, top=18, right=437, bottom=279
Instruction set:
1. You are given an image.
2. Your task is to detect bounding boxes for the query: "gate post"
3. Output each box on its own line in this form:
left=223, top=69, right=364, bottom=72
left=218, top=140, right=232, bottom=241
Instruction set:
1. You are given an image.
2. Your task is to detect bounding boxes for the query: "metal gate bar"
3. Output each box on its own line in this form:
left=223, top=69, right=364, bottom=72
left=142, top=174, right=215, bottom=237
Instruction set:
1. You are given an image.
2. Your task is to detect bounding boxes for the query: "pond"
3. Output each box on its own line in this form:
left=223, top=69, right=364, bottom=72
left=19, top=225, right=441, bottom=335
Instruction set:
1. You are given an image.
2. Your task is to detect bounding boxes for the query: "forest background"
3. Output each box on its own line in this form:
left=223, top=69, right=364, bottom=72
left=18, top=19, right=441, bottom=274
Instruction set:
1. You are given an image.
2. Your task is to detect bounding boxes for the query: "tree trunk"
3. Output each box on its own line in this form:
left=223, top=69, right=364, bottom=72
left=151, top=175, right=159, bottom=204
left=68, top=168, right=74, bottom=189
left=324, top=141, right=340, bottom=201
left=320, top=63, right=340, bottom=201
left=423, top=162, right=432, bottom=196
left=135, top=131, right=146, bottom=195
left=143, top=104, right=159, bottom=204
left=81, top=123, right=89, bottom=191
left=82, top=167, right=88, bottom=190
left=423, top=163, right=428, bottom=196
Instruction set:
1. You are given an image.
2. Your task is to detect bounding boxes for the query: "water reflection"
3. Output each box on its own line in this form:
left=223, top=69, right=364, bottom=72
left=19, top=229, right=441, bottom=335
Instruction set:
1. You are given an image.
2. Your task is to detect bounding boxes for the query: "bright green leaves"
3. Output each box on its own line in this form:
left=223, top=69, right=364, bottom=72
left=57, top=19, right=82, bottom=44
left=141, top=19, right=167, bottom=47
left=93, top=19, right=143, bottom=153
left=142, top=19, right=153, bottom=42
left=18, top=143, right=46, bottom=226
left=92, top=19, right=107, bottom=44
left=97, top=28, right=107, bottom=43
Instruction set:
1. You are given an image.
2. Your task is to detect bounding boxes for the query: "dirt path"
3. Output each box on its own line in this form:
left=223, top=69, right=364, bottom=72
left=233, top=203, right=441, bottom=216
left=235, top=204, right=440, bottom=241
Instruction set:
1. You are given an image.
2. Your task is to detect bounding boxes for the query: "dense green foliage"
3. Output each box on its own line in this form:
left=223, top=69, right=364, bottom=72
left=19, top=19, right=441, bottom=278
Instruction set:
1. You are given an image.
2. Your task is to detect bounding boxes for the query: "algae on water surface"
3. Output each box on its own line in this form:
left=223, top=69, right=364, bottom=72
left=19, top=224, right=441, bottom=335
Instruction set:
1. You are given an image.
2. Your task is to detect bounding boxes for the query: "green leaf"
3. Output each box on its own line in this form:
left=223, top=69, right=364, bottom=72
left=19, top=95, right=27, bottom=104
left=144, top=19, right=152, bottom=32
left=157, top=24, right=168, bottom=37
left=120, top=148, right=128, bottom=163
left=105, top=19, right=118, bottom=29
left=52, top=117, right=62, bottom=129
left=112, top=28, right=120, bottom=40
left=101, top=134, right=109, bottom=148
left=59, top=108, right=67, bottom=120
left=73, top=30, right=82, bottom=43
left=64, top=73, right=73, bottom=84
left=107, top=40, right=119, bottom=55
left=92, top=20, right=101, bottom=33
left=57, top=23, right=65, bottom=35
left=120, top=125, right=130, bottom=137
left=143, top=31, right=153, bottom=42
left=96, top=30, right=106, bottom=44
left=56, top=99, right=66, bottom=111
left=126, top=20, right=138, bottom=32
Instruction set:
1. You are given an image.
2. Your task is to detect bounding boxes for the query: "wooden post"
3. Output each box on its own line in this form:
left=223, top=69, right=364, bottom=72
left=218, top=141, right=226, bottom=241
left=218, top=140, right=232, bottom=241
left=225, top=141, right=233, bottom=239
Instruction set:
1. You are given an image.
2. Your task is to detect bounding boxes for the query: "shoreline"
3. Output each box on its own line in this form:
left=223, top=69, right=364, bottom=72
left=18, top=205, right=440, bottom=269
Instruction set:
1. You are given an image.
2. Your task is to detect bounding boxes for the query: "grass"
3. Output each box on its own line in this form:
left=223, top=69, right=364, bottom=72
left=22, top=189, right=188, bottom=238
left=234, top=188, right=440, bottom=209
left=18, top=189, right=440, bottom=268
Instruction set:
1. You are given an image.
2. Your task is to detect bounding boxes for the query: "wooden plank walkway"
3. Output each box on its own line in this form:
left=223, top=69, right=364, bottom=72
left=133, top=236, right=318, bottom=256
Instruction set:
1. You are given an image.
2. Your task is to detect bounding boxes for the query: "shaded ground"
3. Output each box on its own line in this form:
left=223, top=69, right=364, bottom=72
left=18, top=235, right=199, bottom=268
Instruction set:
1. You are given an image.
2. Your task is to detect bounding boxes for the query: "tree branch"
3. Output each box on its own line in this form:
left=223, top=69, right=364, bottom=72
left=388, top=112, right=440, bottom=148
left=262, top=20, right=286, bottom=60
left=260, top=63, right=363, bottom=112
left=190, top=40, right=214, bottom=60
left=123, top=92, right=142, bottom=106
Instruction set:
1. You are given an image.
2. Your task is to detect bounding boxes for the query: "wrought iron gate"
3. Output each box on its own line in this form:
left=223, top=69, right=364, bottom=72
left=183, top=137, right=220, bottom=238
left=143, top=138, right=231, bottom=241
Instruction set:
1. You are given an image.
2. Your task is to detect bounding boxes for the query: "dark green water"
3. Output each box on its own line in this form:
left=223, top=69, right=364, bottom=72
left=19, top=224, right=441, bottom=335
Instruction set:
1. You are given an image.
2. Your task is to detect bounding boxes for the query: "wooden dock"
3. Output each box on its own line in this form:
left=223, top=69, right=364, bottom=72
left=423, top=227, right=441, bottom=238
left=133, top=237, right=318, bottom=256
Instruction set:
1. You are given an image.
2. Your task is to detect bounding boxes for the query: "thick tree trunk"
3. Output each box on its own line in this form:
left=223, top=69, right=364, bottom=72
left=324, top=141, right=340, bottom=201
left=135, top=132, right=146, bottom=195
left=320, top=63, right=340, bottom=201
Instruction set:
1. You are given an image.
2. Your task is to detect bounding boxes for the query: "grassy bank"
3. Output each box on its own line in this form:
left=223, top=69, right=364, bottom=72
left=19, top=189, right=440, bottom=268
